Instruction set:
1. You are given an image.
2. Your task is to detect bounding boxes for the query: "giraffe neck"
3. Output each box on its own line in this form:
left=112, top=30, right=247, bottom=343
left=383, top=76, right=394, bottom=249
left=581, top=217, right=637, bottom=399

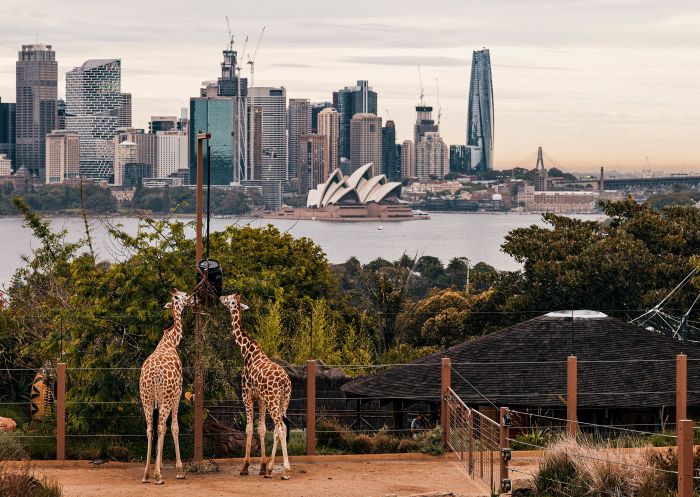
left=158, top=303, right=184, bottom=350
left=228, top=308, right=262, bottom=364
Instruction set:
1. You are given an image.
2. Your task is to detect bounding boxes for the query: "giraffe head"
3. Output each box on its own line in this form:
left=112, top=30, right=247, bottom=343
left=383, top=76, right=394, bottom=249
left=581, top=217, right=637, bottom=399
left=164, top=289, right=193, bottom=316
left=219, top=293, right=249, bottom=313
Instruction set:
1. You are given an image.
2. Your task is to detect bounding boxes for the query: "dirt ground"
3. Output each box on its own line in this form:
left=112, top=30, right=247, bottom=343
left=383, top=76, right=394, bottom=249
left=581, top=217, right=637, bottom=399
left=26, top=454, right=497, bottom=497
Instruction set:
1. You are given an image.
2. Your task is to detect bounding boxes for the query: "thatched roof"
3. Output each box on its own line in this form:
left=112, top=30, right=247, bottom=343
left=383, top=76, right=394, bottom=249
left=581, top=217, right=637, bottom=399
left=342, top=311, right=700, bottom=409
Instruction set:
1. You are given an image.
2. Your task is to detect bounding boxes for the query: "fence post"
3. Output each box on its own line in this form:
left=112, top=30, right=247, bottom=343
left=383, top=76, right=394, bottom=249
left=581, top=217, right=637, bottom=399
left=56, top=363, right=66, bottom=461
left=677, top=353, right=687, bottom=427
left=678, top=419, right=693, bottom=497
left=567, top=355, right=578, bottom=436
left=441, top=357, right=451, bottom=448
left=500, top=407, right=510, bottom=494
left=306, top=359, right=316, bottom=455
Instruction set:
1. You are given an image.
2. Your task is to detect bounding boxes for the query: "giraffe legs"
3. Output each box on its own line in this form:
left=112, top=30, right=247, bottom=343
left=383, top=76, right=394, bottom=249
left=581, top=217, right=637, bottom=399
left=267, top=411, right=290, bottom=479
left=240, top=392, right=254, bottom=476
left=142, top=405, right=153, bottom=483
left=153, top=408, right=169, bottom=485
left=171, top=403, right=184, bottom=479
left=257, top=400, right=268, bottom=476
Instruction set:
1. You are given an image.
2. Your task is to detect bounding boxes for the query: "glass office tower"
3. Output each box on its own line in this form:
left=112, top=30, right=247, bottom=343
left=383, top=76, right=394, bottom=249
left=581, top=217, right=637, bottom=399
left=467, top=48, right=494, bottom=171
left=189, top=97, right=234, bottom=185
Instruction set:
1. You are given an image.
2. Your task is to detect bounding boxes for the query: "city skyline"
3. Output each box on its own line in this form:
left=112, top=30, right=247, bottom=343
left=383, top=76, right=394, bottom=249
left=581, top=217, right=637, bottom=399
left=1, top=0, right=699, bottom=171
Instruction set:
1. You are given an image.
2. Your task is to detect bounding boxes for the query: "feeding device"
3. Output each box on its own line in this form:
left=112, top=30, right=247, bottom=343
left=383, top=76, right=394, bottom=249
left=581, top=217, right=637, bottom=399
left=196, top=259, right=223, bottom=297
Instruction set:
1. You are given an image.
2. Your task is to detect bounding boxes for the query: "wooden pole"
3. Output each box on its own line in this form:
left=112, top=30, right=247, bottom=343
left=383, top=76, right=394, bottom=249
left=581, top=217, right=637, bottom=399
left=193, top=132, right=209, bottom=462
left=678, top=419, right=693, bottom=497
left=441, top=357, right=451, bottom=447
left=677, top=353, right=687, bottom=427
left=500, top=407, right=509, bottom=492
left=56, top=363, right=66, bottom=461
left=567, top=355, right=578, bottom=436
left=306, top=360, right=316, bottom=455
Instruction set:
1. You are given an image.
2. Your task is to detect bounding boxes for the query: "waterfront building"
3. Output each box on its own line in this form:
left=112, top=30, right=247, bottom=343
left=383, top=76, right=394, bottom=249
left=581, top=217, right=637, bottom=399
left=400, top=140, right=415, bottom=179
left=45, top=130, right=79, bottom=184
left=381, top=120, right=400, bottom=181
left=311, top=102, right=333, bottom=133
left=16, top=44, right=58, bottom=179
left=288, top=98, right=311, bottom=181
left=449, top=145, right=469, bottom=174
left=66, top=59, right=123, bottom=181
left=0, top=98, right=16, bottom=169
left=149, top=116, right=178, bottom=133
left=467, top=48, right=494, bottom=171
left=333, top=81, right=377, bottom=161
left=118, top=93, right=132, bottom=128
left=416, top=132, right=448, bottom=180
left=350, top=113, right=382, bottom=176
left=317, top=107, right=339, bottom=173
left=113, top=140, right=138, bottom=186
left=298, top=133, right=326, bottom=195
left=156, top=130, right=188, bottom=178
left=0, top=154, right=11, bottom=176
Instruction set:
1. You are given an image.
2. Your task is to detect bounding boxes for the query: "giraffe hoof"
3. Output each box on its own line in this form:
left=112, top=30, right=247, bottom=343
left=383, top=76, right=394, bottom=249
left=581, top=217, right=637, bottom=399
left=176, top=473, right=185, bottom=480
left=240, top=469, right=249, bottom=476
left=141, top=478, right=150, bottom=484
left=264, top=473, right=273, bottom=479
left=281, top=474, right=290, bottom=480
left=154, top=479, right=164, bottom=485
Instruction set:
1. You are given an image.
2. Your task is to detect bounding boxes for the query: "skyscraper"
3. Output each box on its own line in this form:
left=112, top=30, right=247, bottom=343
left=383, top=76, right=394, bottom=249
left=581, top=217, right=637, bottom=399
left=333, top=80, right=377, bottom=160
left=414, top=105, right=438, bottom=145
left=0, top=98, right=16, bottom=169
left=381, top=120, right=400, bottom=181
left=115, top=128, right=157, bottom=172
left=118, top=93, right=132, bottom=128
left=113, top=140, right=138, bottom=186
left=449, top=145, right=470, bottom=174
left=311, top=102, right=332, bottom=133
left=416, top=132, right=448, bottom=180
left=400, top=140, right=415, bottom=179
left=287, top=98, right=311, bottom=181
left=467, top=48, right=494, bottom=171
left=45, top=130, right=79, bottom=184
left=298, top=134, right=326, bottom=195
left=247, top=87, right=287, bottom=183
left=156, top=130, right=188, bottom=178
left=217, top=48, right=247, bottom=97
left=56, top=99, right=66, bottom=130
left=350, top=113, right=381, bottom=175
left=16, top=44, right=58, bottom=178
left=317, top=107, right=339, bottom=173
left=66, top=59, right=122, bottom=180
left=149, top=116, right=178, bottom=133
left=189, top=96, right=234, bottom=185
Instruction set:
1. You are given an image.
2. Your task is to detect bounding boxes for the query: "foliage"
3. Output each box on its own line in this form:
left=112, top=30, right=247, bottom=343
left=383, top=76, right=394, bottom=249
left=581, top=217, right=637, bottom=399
left=127, top=185, right=263, bottom=215
left=0, top=183, right=116, bottom=214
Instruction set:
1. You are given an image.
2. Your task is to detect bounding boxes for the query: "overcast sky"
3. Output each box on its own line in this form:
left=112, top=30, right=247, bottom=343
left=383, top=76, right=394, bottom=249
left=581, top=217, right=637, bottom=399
left=1, top=0, right=699, bottom=172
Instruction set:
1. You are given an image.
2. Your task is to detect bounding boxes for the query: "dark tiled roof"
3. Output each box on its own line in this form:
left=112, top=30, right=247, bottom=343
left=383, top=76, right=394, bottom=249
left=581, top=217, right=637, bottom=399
left=342, top=313, right=700, bottom=409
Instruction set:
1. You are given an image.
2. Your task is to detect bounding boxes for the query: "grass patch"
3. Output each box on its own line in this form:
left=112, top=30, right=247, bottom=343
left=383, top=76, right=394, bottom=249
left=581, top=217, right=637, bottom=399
left=184, top=459, right=220, bottom=474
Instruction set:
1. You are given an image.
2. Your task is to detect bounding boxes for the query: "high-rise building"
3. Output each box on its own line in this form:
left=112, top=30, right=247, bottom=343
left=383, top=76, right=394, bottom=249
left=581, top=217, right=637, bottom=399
left=298, top=134, right=326, bottom=195
left=381, top=120, right=400, bottom=181
left=156, top=130, right=188, bottom=178
left=66, top=59, right=122, bottom=180
left=114, top=128, right=157, bottom=172
left=317, top=107, right=339, bottom=173
left=16, top=44, right=58, bottom=178
left=247, top=87, right=287, bottom=183
left=189, top=97, right=234, bottom=185
left=0, top=98, right=16, bottom=169
left=414, top=105, right=438, bottom=145
left=118, top=93, right=132, bottom=128
left=113, top=140, right=138, bottom=186
left=0, top=154, right=12, bottom=176
left=400, top=140, right=416, bottom=179
left=311, top=102, right=333, bottom=133
left=287, top=98, right=311, bottom=181
left=349, top=113, right=381, bottom=175
left=449, top=145, right=470, bottom=174
left=416, top=132, right=448, bottom=180
left=467, top=48, right=494, bottom=171
left=217, top=48, right=247, bottom=97
left=56, top=99, right=66, bottom=130
left=333, top=80, right=377, bottom=160
left=533, top=146, right=548, bottom=191
left=149, top=116, right=178, bottom=134
left=45, top=130, right=79, bottom=184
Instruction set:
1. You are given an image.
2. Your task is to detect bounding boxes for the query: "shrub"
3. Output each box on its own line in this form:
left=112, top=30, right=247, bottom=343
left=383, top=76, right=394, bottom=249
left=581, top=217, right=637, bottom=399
left=372, top=432, right=400, bottom=454
left=415, top=426, right=443, bottom=455
left=511, top=427, right=550, bottom=451
left=0, top=467, right=63, bottom=497
left=349, top=434, right=374, bottom=454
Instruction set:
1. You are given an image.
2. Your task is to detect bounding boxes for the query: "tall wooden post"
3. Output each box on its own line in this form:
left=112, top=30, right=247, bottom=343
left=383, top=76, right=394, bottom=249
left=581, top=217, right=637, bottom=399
left=677, top=353, right=687, bottom=426
left=567, top=355, right=578, bottom=436
left=500, top=407, right=510, bottom=492
left=194, top=132, right=210, bottom=462
left=56, top=363, right=66, bottom=461
left=678, top=419, right=693, bottom=497
left=441, top=357, right=451, bottom=447
left=306, top=360, right=316, bottom=455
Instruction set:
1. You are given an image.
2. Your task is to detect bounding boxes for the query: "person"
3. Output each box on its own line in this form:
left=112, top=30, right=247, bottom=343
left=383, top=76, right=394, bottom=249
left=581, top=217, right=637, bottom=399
left=410, top=413, right=429, bottom=438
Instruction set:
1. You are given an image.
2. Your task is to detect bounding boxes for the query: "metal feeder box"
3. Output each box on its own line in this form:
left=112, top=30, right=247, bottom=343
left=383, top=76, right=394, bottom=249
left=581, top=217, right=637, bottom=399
left=197, top=259, right=223, bottom=297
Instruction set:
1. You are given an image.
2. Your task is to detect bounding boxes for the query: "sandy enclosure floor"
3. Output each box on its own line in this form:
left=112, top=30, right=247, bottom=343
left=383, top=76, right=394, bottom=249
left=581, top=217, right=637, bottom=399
left=27, top=455, right=494, bottom=497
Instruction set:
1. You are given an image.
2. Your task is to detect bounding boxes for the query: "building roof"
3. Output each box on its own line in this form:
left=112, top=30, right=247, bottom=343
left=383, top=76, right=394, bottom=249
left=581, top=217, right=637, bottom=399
left=78, top=59, right=120, bottom=72
left=341, top=312, right=700, bottom=409
left=307, top=164, right=402, bottom=208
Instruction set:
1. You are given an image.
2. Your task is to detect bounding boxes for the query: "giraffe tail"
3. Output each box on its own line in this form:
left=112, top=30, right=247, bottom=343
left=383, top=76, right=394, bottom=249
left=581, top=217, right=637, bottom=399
left=152, top=406, right=159, bottom=442
left=283, top=415, right=291, bottom=443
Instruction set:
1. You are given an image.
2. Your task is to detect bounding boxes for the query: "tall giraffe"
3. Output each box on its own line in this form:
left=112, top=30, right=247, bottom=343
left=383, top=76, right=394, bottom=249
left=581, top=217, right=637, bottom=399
left=139, top=289, right=192, bottom=484
left=219, top=293, right=292, bottom=480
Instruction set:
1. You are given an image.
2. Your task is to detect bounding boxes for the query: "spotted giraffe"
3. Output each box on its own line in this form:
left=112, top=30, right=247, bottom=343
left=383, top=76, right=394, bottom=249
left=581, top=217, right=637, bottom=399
left=139, top=289, right=192, bottom=484
left=219, top=293, right=292, bottom=480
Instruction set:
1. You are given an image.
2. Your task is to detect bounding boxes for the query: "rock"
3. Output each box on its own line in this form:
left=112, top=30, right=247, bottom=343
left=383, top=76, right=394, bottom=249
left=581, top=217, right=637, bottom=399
left=0, top=417, right=17, bottom=432
left=204, top=416, right=259, bottom=457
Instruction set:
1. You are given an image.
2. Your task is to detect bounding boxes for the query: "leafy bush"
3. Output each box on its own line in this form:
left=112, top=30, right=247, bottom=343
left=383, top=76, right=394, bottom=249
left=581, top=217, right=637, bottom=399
left=511, top=427, right=551, bottom=451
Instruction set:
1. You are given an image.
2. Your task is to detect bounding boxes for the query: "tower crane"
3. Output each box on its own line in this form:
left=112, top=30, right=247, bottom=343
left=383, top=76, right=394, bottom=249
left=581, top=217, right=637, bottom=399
left=417, top=65, right=425, bottom=106
left=247, top=26, right=266, bottom=87
left=225, top=15, right=234, bottom=51
left=435, top=77, right=442, bottom=127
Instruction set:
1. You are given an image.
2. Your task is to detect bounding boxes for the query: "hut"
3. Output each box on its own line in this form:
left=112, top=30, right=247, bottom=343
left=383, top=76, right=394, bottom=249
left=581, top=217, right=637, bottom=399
left=342, top=311, right=700, bottom=432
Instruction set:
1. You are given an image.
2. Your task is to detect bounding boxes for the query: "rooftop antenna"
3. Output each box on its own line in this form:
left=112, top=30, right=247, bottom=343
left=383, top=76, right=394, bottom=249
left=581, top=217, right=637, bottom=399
left=247, top=26, right=266, bottom=87
left=417, top=65, right=425, bottom=106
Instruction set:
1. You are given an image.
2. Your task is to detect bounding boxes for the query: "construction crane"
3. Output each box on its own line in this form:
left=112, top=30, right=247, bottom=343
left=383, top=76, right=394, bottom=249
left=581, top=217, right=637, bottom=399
left=385, top=108, right=391, bottom=120
left=247, top=26, right=266, bottom=87
left=417, top=65, right=425, bottom=106
left=435, top=77, right=442, bottom=127
left=225, top=15, right=234, bottom=51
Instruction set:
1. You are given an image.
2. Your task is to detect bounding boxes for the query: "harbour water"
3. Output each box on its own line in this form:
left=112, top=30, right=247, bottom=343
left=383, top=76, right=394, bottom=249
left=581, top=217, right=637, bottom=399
left=0, top=212, right=604, bottom=287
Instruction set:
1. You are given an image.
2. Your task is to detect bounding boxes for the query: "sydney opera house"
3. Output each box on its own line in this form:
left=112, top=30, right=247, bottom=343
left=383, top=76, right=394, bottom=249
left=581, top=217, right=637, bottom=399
left=273, top=163, right=424, bottom=221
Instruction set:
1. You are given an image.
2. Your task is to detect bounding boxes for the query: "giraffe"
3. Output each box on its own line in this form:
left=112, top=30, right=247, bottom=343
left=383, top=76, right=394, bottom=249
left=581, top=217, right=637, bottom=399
left=139, top=289, right=192, bottom=484
left=219, top=293, right=292, bottom=480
